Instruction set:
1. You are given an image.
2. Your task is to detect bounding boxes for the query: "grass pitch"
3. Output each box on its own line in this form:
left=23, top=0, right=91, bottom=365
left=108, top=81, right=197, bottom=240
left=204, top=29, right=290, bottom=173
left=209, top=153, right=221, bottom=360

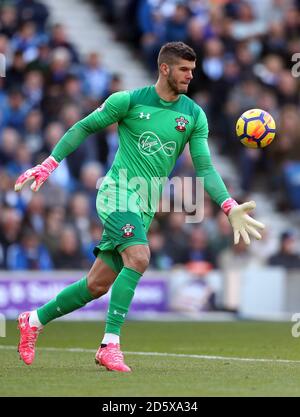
left=1, top=320, right=300, bottom=397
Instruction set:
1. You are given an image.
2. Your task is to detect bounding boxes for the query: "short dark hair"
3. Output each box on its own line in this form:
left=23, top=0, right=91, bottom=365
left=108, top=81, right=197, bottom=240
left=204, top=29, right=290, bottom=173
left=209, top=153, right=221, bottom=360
left=157, top=42, right=196, bottom=67
left=281, top=230, right=295, bottom=242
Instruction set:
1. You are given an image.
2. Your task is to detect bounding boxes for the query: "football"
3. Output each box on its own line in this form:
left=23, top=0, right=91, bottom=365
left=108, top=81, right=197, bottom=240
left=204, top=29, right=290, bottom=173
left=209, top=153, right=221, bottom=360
left=236, top=108, right=276, bottom=148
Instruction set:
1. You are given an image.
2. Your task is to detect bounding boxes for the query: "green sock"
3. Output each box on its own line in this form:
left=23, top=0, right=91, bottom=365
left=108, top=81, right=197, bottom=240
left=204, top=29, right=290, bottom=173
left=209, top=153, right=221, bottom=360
left=105, top=267, right=142, bottom=336
left=37, top=277, right=95, bottom=325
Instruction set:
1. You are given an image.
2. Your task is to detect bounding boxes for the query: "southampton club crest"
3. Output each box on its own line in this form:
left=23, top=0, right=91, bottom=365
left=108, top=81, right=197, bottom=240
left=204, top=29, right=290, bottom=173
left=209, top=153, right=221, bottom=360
left=175, top=116, right=189, bottom=132
left=121, top=224, right=135, bottom=238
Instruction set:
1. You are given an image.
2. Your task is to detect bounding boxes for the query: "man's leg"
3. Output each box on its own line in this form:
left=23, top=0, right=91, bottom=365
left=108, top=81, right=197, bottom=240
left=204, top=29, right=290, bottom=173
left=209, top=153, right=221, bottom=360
left=104, top=244, right=150, bottom=335
left=95, top=244, right=150, bottom=372
left=36, top=257, right=117, bottom=325
left=18, top=257, right=117, bottom=365
left=94, top=210, right=151, bottom=372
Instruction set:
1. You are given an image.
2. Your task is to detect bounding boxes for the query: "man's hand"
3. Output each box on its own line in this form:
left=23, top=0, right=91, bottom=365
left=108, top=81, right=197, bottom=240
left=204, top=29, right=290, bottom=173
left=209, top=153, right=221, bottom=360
left=222, top=198, right=265, bottom=245
left=14, top=156, right=59, bottom=192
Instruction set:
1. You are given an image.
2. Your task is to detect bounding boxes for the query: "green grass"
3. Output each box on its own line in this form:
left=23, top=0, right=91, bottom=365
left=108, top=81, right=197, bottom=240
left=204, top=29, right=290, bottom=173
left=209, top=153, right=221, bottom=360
left=1, top=320, right=300, bottom=397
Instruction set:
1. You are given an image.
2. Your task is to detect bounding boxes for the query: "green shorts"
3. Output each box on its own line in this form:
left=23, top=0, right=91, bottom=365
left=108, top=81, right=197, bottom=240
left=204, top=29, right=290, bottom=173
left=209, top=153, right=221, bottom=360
left=93, top=211, right=152, bottom=274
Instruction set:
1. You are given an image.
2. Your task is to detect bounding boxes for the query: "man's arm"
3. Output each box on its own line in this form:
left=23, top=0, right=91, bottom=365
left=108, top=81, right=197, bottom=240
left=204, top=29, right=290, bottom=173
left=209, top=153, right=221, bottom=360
left=15, top=91, right=130, bottom=192
left=189, top=108, right=265, bottom=245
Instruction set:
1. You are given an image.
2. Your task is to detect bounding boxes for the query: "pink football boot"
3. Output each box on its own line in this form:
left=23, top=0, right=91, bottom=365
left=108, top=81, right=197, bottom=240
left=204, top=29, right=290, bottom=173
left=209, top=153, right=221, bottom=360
left=95, top=343, right=131, bottom=372
left=17, top=312, right=41, bottom=365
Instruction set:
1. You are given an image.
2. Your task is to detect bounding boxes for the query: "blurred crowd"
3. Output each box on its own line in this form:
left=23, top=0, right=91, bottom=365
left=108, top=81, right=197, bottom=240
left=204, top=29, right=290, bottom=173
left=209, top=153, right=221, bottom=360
left=1, top=0, right=300, bottom=273
left=0, top=0, right=123, bottom=270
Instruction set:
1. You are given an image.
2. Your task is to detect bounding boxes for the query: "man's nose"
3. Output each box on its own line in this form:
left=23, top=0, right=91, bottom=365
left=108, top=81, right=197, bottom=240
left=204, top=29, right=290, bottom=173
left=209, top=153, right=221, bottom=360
left=187, top=71, right=193, bottom=80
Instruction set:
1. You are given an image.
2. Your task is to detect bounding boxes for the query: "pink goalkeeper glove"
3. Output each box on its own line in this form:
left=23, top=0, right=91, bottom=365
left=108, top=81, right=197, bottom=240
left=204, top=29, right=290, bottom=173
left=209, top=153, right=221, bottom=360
left=221, top=198, right=265, bottom=245
left=14, top=156, right=59, bottom=192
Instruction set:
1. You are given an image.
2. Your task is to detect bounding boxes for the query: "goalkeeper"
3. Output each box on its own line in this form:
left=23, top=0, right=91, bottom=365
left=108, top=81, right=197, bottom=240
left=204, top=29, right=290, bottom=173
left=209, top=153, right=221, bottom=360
left=15, top=42, right=265, bottom=372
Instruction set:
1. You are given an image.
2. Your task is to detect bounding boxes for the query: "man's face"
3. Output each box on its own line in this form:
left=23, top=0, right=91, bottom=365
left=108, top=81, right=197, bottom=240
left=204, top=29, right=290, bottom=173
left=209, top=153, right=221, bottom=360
left=164, top=58, right=195, bottom=94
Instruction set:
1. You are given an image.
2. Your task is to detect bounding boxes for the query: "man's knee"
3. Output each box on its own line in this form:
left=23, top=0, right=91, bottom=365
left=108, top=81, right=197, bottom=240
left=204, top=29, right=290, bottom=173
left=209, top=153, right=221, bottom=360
left=121, top=245, right=150, bottom=273
left=86, top=258, right=117, bottom=298
left=87, top=273, right=110, bottom=298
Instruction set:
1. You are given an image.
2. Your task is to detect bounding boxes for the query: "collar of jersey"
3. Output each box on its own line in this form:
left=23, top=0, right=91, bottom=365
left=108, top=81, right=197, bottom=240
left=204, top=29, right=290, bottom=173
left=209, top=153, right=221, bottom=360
left=152, top=85, right=181, bottom=107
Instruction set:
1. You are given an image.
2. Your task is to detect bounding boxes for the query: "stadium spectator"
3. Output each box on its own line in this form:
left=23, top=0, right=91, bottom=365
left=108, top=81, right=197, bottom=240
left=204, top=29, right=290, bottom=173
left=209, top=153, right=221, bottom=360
left=22, top=69, right=44, bottom=107
left=148, top=229, right=172, bottom=270
left=78, top=161, right=104, bottom=217
left=169, top=261, right=215, bottom=313
left=62, top=74, right=85, bottom=108
left=23, top=109, right=43, bottom=154
left=42, top=206, right=66, bottom=257
left=105, top=73, right=124, bottom=98
left=185, top=226, right=216, bottom=267
left=219, top=238, right=264, bottom=272
left=101, top=124, right=118, bottom=169
left=201, top=197, right=217, bottom=237
left=137, top=1, right=166, bottom=71
left=81, top=52, right=111, bottom=102
left=47, top=47, right=73, bottom=86
left=68, top=192, right=92, bottom=247
left=52, top=226, right=86, bottom=269
left=58, top=103, right=88, bottom=179
left=0, top=127, right=21, bottom=165
left=2, top=89, right=31, bottom=132
left=6, top=228, right=53, bottom=270
left=0, top=34, right=11, bottom=67
left=49, top=24, right=80, bottom=63
left=26, top=40, right=51, bottom=76
left=22, top=193, right=46, bottom=234
left=0, top=169, right=25, bottom=213
left=165, top=3, right=190, bottom=43
left=17, top=0, right=50, bottom=33
left=0, top=207, right=22, bottom=268
left=6, top=142, right=32, bottom=177
left=82, top=220, right=103, bottom=264
left=5, top=50, right=27, bottom=89
left=10, top=21, right=46, bottom=63
left=209, top=211, right=233, bottom=261
left=41, top=122, right=74, bottom=192
left=268, top=231, right=300, bottom=269
left=0, top=4, right=18, bottom=38
left=164, top=211, right=190, bottom=265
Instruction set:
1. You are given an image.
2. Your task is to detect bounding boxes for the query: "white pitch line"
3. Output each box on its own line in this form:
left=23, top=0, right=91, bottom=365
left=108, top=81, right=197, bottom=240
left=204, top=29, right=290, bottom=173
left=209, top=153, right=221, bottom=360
left=1, top=344, right=300, bottom=365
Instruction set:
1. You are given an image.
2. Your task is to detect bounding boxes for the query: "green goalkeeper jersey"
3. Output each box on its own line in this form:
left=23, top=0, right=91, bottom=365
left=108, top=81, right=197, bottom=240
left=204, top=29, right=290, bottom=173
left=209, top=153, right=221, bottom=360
left=51, top=85, right=230, bottom=220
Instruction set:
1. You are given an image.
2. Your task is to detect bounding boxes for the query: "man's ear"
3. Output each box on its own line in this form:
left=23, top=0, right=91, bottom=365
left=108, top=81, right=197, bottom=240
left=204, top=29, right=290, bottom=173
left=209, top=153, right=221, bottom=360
left=160, top=63, right=169, bottom=76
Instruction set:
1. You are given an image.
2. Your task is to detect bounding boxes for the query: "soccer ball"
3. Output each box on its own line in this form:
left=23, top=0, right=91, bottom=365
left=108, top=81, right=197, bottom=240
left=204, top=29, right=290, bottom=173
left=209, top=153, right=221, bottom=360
left=236, top=108, right=276, bottom=148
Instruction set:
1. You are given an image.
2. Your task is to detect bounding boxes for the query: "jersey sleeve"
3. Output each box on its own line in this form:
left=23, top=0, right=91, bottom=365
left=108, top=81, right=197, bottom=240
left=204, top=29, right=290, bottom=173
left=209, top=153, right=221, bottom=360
left=189, top=107, right=210, bottom=159
left=51, top=91, right=130, bottom=162
left=189, top=108, right=230, bottom=207
left=91, top=90, right=131, bottom=127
